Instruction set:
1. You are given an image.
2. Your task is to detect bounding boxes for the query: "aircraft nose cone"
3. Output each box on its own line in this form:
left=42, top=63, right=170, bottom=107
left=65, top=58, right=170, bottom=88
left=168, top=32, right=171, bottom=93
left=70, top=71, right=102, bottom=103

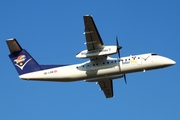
left=165, top=58, right=176, bottom=66
left=171, top=60, right=176, bottom=65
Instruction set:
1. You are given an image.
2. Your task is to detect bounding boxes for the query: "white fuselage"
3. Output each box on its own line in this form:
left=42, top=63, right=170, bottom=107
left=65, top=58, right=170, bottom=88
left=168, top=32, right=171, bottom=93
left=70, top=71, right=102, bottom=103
left=19, top=53, right=175, bottom=82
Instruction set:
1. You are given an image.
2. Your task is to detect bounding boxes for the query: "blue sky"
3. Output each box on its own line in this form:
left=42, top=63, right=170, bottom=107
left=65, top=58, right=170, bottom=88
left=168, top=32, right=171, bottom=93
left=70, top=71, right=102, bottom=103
left=1, top=0, right=180, bottom=119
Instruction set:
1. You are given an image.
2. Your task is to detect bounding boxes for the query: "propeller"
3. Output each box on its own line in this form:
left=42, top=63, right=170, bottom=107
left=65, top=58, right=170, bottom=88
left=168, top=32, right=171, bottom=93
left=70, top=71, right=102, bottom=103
left=116, top=36, right=122, bottom=59
left=116, top=36, right=127, bottom=84
left=123, top=74, right=127, bottom=84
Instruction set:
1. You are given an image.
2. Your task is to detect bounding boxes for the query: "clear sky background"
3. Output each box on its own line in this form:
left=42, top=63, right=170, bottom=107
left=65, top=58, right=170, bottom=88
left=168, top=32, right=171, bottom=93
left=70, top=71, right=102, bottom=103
left=1, top=0, right=180, bottom=120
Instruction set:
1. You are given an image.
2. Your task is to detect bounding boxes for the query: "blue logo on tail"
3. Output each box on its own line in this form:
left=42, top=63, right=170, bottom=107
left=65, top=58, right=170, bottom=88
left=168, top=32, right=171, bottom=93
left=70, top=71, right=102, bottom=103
left=14, top=55, right=32, bottom=70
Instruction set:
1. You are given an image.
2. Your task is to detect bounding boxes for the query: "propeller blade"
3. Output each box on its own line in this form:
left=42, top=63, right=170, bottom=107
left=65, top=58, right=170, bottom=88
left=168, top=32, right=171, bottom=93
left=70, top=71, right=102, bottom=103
left=117, top=48, right=120, bottom=58
left=116, top=36, right=122, bottom=58
left=124, top=74, right=127, bottom=84
left=116, top=36, right=122, bottom=49
left=116, top=36, right=119, bottom=46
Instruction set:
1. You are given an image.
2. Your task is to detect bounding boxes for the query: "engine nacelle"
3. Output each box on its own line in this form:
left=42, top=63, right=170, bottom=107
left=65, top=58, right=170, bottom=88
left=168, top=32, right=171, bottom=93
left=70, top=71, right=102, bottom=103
left=76, top=46, right=117, bottom=58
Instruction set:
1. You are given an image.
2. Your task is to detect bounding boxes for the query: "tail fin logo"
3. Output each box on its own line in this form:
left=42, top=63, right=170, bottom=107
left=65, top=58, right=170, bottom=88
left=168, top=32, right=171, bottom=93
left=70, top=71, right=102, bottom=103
left=14, top=55, right=32, bottom=70
left=14, top=55, right=26, bottom=64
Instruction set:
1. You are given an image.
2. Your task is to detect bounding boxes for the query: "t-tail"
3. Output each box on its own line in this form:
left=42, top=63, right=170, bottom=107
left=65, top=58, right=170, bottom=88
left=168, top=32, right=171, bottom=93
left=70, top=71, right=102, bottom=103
left=6, top=38, right=42, bottom=75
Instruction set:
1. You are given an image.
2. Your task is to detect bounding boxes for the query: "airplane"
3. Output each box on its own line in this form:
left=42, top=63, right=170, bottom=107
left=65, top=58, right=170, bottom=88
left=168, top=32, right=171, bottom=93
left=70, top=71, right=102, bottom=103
left=6, top=15, right=176, bottom=98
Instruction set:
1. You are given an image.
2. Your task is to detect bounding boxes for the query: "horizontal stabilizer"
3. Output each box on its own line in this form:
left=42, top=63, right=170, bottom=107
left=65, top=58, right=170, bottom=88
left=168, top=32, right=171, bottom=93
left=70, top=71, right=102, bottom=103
left=6, top=38, right=22, bottom=53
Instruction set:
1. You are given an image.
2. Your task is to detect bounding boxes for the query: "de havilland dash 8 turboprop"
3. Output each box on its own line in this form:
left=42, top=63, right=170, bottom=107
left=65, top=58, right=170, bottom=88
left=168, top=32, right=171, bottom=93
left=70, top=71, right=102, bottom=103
left=6, top=15, right=175, bottom=98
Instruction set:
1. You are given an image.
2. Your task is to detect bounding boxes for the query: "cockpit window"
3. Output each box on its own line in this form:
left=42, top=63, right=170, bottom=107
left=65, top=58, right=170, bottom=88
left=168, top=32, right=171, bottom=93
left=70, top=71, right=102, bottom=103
left=151, top=53, right=158, bottom=55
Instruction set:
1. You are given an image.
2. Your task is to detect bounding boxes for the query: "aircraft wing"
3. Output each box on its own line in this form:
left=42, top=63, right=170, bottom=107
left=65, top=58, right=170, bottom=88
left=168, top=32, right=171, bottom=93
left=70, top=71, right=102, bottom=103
left=98, top=79, right=113, bottom=98
left=83, top=15, right=105, bottom=60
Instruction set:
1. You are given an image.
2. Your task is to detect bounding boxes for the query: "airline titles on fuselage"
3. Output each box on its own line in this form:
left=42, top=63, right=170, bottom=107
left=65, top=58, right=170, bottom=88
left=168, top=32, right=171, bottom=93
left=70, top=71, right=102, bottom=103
left=80, top=48, right=110, bottom=55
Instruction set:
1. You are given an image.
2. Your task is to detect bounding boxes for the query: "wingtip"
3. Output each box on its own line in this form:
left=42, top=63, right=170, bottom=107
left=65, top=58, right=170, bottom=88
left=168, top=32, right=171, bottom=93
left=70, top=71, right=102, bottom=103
left=6, top=38, right=16, bottom=41
left=84, top=14, right=93, bottom=17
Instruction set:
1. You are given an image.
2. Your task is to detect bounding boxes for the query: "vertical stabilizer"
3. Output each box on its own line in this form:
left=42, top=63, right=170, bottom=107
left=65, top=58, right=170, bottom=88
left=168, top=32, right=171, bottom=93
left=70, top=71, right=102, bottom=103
left=6, top=38, right=42, bottom=75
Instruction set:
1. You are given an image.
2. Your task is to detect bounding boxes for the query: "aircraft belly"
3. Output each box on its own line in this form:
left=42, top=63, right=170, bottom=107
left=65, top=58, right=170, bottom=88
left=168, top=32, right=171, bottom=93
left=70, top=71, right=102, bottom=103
left=19, top=67, right=88, bottom=82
